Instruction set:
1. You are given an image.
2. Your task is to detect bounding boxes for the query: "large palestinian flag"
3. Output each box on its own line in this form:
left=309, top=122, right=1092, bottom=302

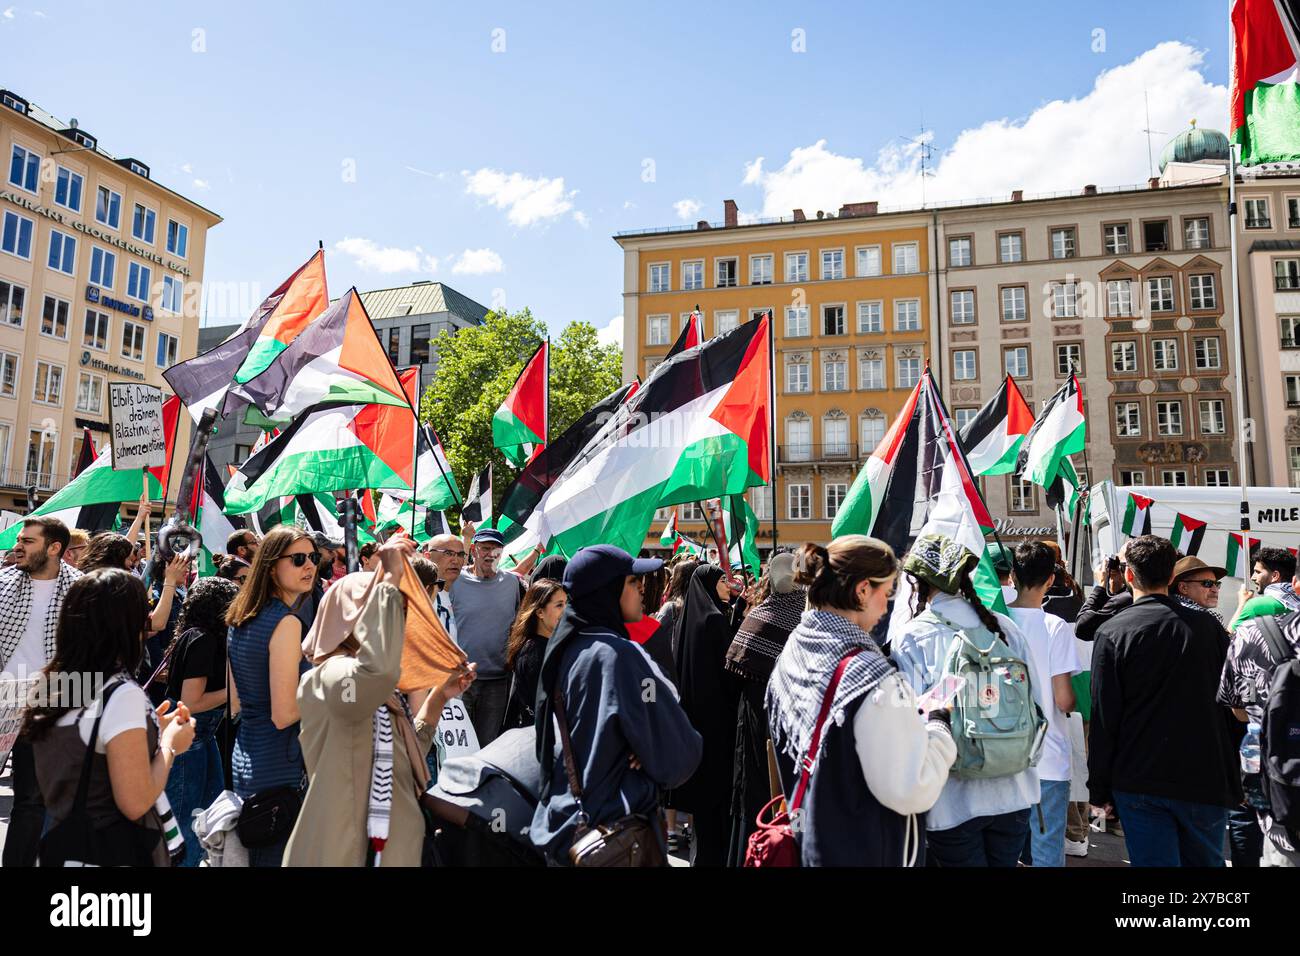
left=1121, top=492, right=1154, bottom=537
left=385, top=425, right=460, bottom=513
left=531, top=315, right=771, bottom=558
left=1017, top=374, right=1086, bottom=488
left=493, top=341, right=548, bottom=468
left=960, top=375, right=1034, bottom=476
left=1169, top=512, right=1208, bottom=556
left=164, top=250, right=328, bottom=419
left=1231, top=0, right=1300, bottom=165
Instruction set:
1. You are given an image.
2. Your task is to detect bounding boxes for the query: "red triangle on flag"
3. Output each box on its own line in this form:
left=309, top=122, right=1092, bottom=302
left=1005, top=375, right=1035, bottom=437
left=147, top=395, right=182, bottom=492
left=709, top=313, right=771, bottom=483
left=1131, top=492, right=1156, bottom=510
left=349, top=368, right=420, bottom=488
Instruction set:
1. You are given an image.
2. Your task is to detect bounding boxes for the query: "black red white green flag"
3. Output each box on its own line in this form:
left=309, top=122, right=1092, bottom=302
left=493, top=341, right=548, bottom=468
left=1169, top=512, right=1208, bottom=556
left=1121, top=493, right=1154, bottom=537
left=461, top=464, right=493, bottom=527
left=960, top=375, right=1035, bottom=476
left=1231, top=0, right=1300, bottom=165
left=666, top=309, right=705, bottom=358
left=1226, top=531, right=1262, bottom=578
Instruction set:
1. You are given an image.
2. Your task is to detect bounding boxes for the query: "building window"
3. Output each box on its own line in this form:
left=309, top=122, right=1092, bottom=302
left=1111, top=340, right=1138, bottom=373
left=1056, top=343, right=1082, bottom=376
left=161, top=275, right=184, bottom=314
left=647, top=314, right=669, bottom=345
left=648, top=263, right=669, bottom=293
left=121, top=320, right=145, bottom=362
left=1115, top=402, right=1142, bottom=437
left=1001, top=286, right=1027, bottom=322
left=897, top=357, right=921, bottom=389
left=1152, top=338, right=1179, bottom=372
left=1119, top=469, right=1145, bottom=485
left=33, top=361, right=63, bottom=405
left=410, top=324, right=431, bottom=365
left=1194, top=336, right=1221, bottom=369
left=89, top=247, right=116, bottom=289
left=0, top=279, right=26, bottom=328
left=998, top=232, right=1023, bottom=263
left=785, top=252, right=808, bottom=283
left=1199, top=399, right=1226, bottom=434
left=1282, top=316, right=1300, bottom=347
left=40, top=296, right=69, bottom=340
left=785, top=359, right=810, bottom=394
left=47, top=230, right=76, bottom=275
left=132, top=203, right=156, bottom=244
left=859, top=356, right=884, bottom=390
left=156, top=332, right=179, bottom=368
left=1162, top=469, right=1188, bottom=487
left=1050, top=227, right=1076, bottom=259
left=1291, top=446, right=1300, bottom=486
left=1, top=211, right=34, bottom=259
left=950, top=290, right=975, bottom=325
left=1147, top=276, right=1175, bottom=312
left=825, top=482, right=848, bottom=519
left=751, top=487, right=773, bottom=521
left=679, top=501, right=703, bottom=522
left=386, top=327, right=402, bottom=365
left=1274, top=258, right=1300, bottom=291
left=644, top=357, right=662, bottom=376
left=820, top=249, right=844, bottom=280
left=1051, top=281, right=1078, bottom=318
left=75, top=372, right=104, bottom=414
left=822, top=304, right=845, bottom=336
left=856, top=245, right=881, bottom=277
left=1189, top=273, right=1217, bottom=310
left=714, top=310, right=739, bottom=335
left=1104, top=223, right=1130, bottom=255
left=681, top=260, right=703, bottom=291
left=894, top=299, right=920, bottom=331
left=749, top=254, right=773, bottom=285
left=892, top=242, right=919, bottom=275
left=0, top=351, right=18, bottom=397
left=856, top=301, right=882, bottom=334
left=1184, top=217, right=1210, bottom=249
left=715, top=258, right=738, bottom=288
left=83, top=309, right=109, bottom=351
left=1290, top=197, right=1300, bottom=229
left=786, top=417, right=811, bottom=462
left=954, top=407, right=978, bottom=433
left=166, top=219, right=189, bottom=258
left=1156, top=400, right=1183, bottom=436
left=127, top=263, right=152, bottom=303
left=8, top=143, right=39, bottom=192
left=824, top=415, right=850, bottom=456
left=95, top=186, right=122, bottom=229
left=1107, top=279, right=1135, bottom=316
left=1142, top=219, right=1170, bottom=252
left=1004, top=346, right=1029, bottom=378
left=54, top=166, right=83, bottom=212
left=1286, top=374, right=1300, bottom=407
left=750, top=309, right=769, bottom=325
left=787, top=483, right=811, bottom=520
left=948, top=237, right=972, bottom=267
left=953, top=349, right=977, bottom=380
left=26, top=428, right=55, bottom=490
left=1204, top=469, right=1231, bottom=487
left=1245, top=197, right=1271, bottom=229
left=823, top=356, right=847, bottom=392
left=860, top=411, right=885, bottom=451
left=785, top=306, right=810, bottom=337
left=1010, top=477, right=1035, bottom=513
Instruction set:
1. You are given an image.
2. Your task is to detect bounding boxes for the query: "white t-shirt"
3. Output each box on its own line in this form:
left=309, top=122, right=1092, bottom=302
left=1008, top=606, right=1080, bottom=782
left=4, top=576, right=58, bottom=680
left=55, top=675, right=152, bottom=754
left=435, top=590, right=459, bottom=647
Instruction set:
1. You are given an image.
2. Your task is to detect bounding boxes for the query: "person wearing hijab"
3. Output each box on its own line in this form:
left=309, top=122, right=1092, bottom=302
left=284, top=538, right=475, bottom=867
left=528, top=554, right=568, bottom=586
left=671, top=563, right=744, bottom=867
left=530, top=545, right=702, bottom=866
left=723, top=552, right=805, bottom=865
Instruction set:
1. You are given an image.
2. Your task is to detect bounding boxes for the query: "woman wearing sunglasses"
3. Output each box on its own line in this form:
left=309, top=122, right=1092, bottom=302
left=224, top=527, right=319, bottom=866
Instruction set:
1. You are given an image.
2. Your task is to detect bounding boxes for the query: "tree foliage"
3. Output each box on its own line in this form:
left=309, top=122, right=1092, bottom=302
left=418, top=308, right=623, bottom=512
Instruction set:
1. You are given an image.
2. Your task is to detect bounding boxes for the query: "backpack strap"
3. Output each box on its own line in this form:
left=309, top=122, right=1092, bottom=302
left=1256, top=612, right=1299, bottom=668
left=790, top=650, right=862, bottom=814
left=70, top=678, right=128, bottom=816
left=551, top=687, right=588, bottom=824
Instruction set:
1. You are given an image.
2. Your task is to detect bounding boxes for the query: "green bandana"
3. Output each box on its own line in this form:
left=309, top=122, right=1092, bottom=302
left=902, top=532, right=978, bottom=596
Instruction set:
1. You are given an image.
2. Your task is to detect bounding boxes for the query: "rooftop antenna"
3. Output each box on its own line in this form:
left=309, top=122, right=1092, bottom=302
left=900, top=123, right=935, bottom=208
left=1142, top=91, right=1167, bottom=180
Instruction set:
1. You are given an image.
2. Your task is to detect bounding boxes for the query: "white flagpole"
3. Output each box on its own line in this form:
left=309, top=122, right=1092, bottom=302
left=1228, top=143, right=1251, bottom=535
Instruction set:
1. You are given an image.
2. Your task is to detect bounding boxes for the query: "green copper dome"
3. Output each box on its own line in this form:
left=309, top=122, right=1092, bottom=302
left=1159, top=122, right=1230, bottom=172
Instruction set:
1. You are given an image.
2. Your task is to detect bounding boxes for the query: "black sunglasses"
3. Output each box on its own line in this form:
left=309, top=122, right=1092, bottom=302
left=279, top=551, right=320, bottom=568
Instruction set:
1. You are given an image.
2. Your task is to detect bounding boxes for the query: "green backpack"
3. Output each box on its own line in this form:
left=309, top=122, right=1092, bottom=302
left=921, top=607, right=1048, bottom=780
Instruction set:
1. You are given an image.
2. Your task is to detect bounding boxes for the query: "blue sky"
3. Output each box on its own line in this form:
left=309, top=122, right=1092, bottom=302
left=1, top=1, right=1231, bottom=343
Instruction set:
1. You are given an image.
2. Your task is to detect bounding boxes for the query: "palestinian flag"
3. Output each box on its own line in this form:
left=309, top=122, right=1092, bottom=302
left=1169, top=512, right=1208, bottom=556
left=666, top=309, right=705, bottom=358
left=68, top=429, right=119, bottom=533
left=1017, top=374, right=1086, bottom=489
left=960, top=375, right=1034, bottom=477
left=723, top=494, right=762, bottom=578
left=193, top=455, right=239, bottom=576
left=1231, top=0, right=1300, bottom=166
left=532, top=315, right=772, bottom=558
left=461, top=464, right=493, bottom=527
left=1121, top=493, right=1154, bottom=537
left=659, top=509, right=679, bottom=548
left=227, top=288, right=410, bottom=429
left=831, top=376, right=924, bottom=551
left=377, top=494, right=432, bottom=542
left=164, top=250, right=328, bottom=419
left=493, top=341, right=548, bottom=468
left=387, top=425, right=460, bottom=512
left=250, top=496, right=298, bottom=536
left=1226, top=531, right=1262, bottom=578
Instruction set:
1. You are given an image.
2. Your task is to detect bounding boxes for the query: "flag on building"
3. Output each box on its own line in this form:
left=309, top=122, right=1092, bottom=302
left=1169, top=512, right=1209, bottom=556
left=959, top=375, right=1035, bottom=476
left=1226, top=531, right=1262, bottom=578
left=164, top=249, right=329, bottom=420
left=493, top=341, right=548, bottom=468
left=1121, top=492, right=1155, bottom=537
left=666, top=309, right=705, bottom=358
left=1230, top=0, right=1300, bottom=166
left=461, top=464, right=493, bottom=527
left=1017, top=374, right=1086, bottom=488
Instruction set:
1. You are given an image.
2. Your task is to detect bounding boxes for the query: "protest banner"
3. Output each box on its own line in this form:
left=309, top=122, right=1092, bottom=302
left=108, top=383, right=167, bottom=471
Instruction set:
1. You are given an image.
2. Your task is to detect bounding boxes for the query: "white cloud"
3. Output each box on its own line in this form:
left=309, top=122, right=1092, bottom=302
left=597, top=315, right=623, bottom=348
left=333, top=237, right=438, bottom=274
left=2, top=7, right=15, bottom=19
left=673, top=198, right=702, bottom=221
left=623, top=200, right=636, bottom=210
left=32, top=9, right=44, bottom=16
left=180, top=163, right=193, bottom=174
left=572, top=210, right=590, bottom=228
left=463, top=167, right=576, bottom=226
left=743, top=42, right=1226, bottom=216
left=450, top=247, right=504, bottom=275
left=192, top=178, right=210, bottom=190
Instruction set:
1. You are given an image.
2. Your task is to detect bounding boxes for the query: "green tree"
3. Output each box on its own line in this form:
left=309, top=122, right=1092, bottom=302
left=418, top=308, right=623, bottom=517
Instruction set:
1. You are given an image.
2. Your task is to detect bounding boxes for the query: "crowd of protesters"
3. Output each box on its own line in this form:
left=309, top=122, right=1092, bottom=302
left=1, top=505, right=1297, bottom=869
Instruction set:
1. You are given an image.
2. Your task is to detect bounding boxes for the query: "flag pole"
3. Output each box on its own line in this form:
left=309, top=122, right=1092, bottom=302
left=409, top=366, right=420, bottom=539
left=767, top=309, right=778, bottom=555
left=1227, top=143, right=1251, bottom=534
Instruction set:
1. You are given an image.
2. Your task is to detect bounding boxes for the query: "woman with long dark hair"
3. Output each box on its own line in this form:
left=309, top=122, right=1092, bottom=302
left=501, top=579, right=567, bottom=730
left=22, top=569, right=195, bottom=867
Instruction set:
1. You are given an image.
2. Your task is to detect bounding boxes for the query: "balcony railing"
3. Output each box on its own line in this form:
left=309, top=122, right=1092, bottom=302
left=1276, top=277, right=1300, bottom=291
left=1282, top=336, right=1298, bottom=349
left=1247, top=217, right=1272, bottom=229
left=779, top=443, right=859, bottom=463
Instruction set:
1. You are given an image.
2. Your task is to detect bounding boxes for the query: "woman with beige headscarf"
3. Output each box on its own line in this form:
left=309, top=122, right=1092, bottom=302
left=284, top=537, right=475, bottom=867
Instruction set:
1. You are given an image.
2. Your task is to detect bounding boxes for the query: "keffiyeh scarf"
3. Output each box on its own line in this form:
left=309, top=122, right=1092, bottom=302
left=0, top=562, right=81, bottom=673
left=1266, top=582, right=1300, bottom=613
left=367, top=693, right=430, bottom=866
left=1176, top=595, right=1224, bottom=625
left=725, top=587, right=806, bottom=683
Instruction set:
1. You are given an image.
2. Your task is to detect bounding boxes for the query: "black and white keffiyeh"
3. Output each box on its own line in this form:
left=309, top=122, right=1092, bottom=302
left=367, top=705, right=395, bottom=865
left=0, top=561, right=82, bottom=673
left=766, top=609, right=896, bottom=767
left=725, top=587, right=806, bottom=683
left=1176, top=594, right=1224, bottom=624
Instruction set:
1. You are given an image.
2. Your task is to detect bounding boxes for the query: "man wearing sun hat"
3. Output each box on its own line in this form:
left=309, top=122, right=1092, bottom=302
left=1170, top=555, right=1230, bottom=625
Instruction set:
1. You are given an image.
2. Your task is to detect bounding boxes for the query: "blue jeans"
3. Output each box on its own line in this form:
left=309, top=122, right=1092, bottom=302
left=164, top=710, right=225, bottom=867
left=247, top=831, right=292, bottom=867
left=926, top=809, right=1031, bottom=867
left=1112, top=790, right=1228, bottom=867
left=1023, top=779, right=1071, bottom=867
